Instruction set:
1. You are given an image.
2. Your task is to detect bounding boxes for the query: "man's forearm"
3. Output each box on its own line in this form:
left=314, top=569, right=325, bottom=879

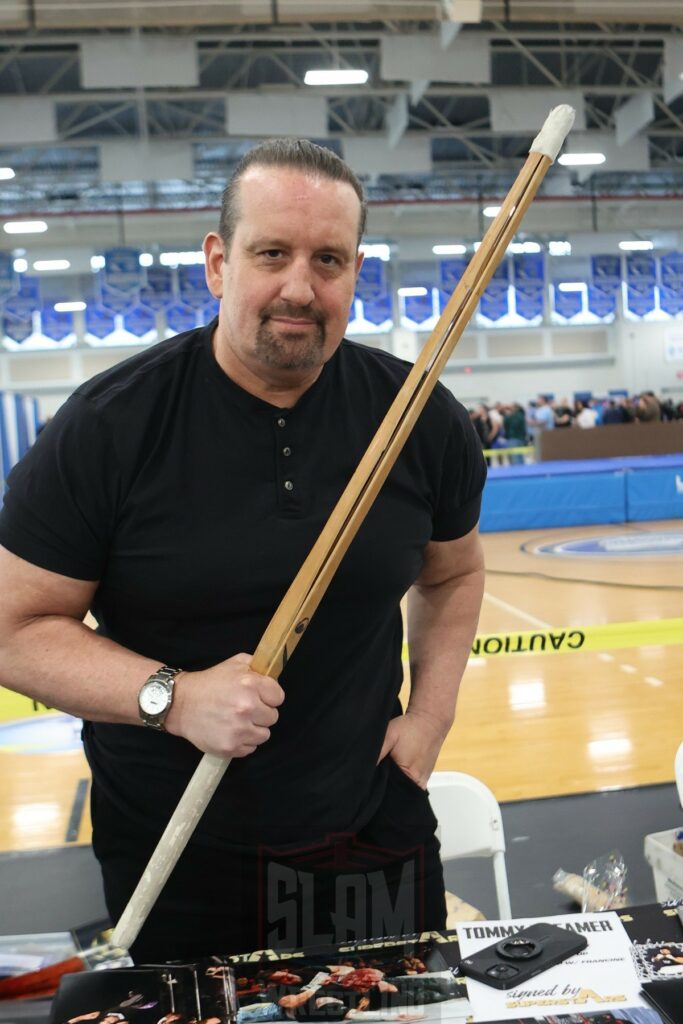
left=406, top=564, right=485, bottom=734
left=0, top=614, right=160, bottom=724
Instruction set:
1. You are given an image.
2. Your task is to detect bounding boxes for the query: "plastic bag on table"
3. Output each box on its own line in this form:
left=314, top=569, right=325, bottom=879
left=553, top=849, right=628, bottom=911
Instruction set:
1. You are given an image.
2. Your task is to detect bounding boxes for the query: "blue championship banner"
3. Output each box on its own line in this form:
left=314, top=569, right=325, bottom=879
left=553, top=283, right=582, bottom=320
left=140, top=267, right=173, bottom=311
left=165, top=302, right=199, bottom=334
left=178, top=266, right=212, bottom=308
left=659, top=252, right=683, bottom=317
left=103, top=247, right=143, bottom=297
left=40, top=305, right=74, bottom=343
left=355, top=258, right=392, bottom=327
left=0, top=253, right=17, bottom=305
left=587, top=283, right=617, bottom=319
left=625, top=253, right=656, bottom=318
left=123, top=304, right=157, bottom=339
left=438, top=258, right=468, bottom=313
left=591, top=254, right=622, bottom=291
left=85, top=304, right=116, bottom=340
left=4, top=276, right=40, bottom=320
left=512, top=253, right=544, bottom=321
left=402, top=288, right=434, bottom=327
left=479, top=260, right=509, bottom=322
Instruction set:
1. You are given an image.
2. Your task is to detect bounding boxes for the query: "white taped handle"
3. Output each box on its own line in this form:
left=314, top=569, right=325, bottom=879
left=530, top=104, right=575, bottom=162
left=110, top=752, right=229, bottom=951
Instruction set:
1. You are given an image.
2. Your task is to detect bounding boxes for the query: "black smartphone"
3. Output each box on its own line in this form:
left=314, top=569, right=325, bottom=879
left=458, top=922, right=588, bottom=990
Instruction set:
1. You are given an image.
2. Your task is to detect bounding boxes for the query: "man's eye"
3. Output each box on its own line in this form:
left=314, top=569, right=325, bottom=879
left=262, top=249, right=283, bottom=259
left=319, top=254, right=339, bottom=266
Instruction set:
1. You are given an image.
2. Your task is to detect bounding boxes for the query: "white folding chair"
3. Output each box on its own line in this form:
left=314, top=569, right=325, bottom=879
left=428, top=770, right=512, bottom=919
left=675, top=741, right=683, bottom=808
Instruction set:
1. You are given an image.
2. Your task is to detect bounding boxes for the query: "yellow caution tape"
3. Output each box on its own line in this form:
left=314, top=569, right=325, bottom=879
left=0, top=687, right=54, bottom=723
left=481, top=445, right=534, bottom=458
left=1, top=617, right=681, bottom=723
left=402, top=617, right=683, bottom=660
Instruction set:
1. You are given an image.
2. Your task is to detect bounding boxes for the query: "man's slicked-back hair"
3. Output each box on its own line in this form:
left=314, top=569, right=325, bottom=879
left=219, top=138, right=367, bottom=253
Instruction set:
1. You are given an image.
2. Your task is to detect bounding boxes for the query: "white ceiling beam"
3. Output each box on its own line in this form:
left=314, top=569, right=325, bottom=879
left=490, top=89, right=586, bottom=132
left=440, top=22, right=461, bottom=49
left=442, top=0, right=483, bottom=22
left=100, top=140, right=193, bottom=183
left=386, top=94, right=409, bottom=148
left=615, top=92, right=655, bottom=146
left=81, top=35, right=198, bottom=88
left=380, top=34, right=490, bottom=84
left=343, top=136, right=431, bottom=176
left=663, top=38, right=683, bottom=105
left=0, top=97, right=57, bottom=143
left=226, top=93, right=328, bottom=137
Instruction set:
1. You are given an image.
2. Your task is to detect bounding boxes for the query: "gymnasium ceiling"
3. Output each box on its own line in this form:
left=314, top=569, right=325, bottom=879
left=2, top=1, right=683, bottom=256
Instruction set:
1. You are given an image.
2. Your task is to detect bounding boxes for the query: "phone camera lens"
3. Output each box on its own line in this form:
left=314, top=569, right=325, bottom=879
left=486, top=963, right=518, bottom=979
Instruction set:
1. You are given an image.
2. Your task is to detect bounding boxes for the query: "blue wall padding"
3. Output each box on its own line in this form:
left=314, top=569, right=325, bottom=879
left=480, top=454, right=683, bottom=532
left=480, top=472, right=626, bottom=531
left=625, top=467, right=683, bottom=522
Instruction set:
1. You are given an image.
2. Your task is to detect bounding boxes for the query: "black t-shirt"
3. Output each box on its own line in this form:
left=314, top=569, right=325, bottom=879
left=0, top=321, right=486, bottom=851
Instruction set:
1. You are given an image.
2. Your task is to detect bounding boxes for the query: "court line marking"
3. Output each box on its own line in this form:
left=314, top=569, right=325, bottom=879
left=482, top=592, right=553, bottom=629
left=65, top=777, right=89, bottom=844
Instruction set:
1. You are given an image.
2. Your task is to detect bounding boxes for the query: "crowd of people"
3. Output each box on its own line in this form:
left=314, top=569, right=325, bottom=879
left=468, top=391, right=683, bottom=450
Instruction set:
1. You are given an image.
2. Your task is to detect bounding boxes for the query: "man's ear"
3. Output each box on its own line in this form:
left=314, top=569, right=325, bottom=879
left=355, top=249, right=364, bottom=279
left=203, top=232, right=226, bottom=298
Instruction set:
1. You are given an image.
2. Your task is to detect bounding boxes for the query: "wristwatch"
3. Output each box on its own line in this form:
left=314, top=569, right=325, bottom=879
left=138, top=665, right=183, bottom=730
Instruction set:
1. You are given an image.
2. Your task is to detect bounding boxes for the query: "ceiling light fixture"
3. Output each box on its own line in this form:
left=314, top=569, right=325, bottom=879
left=304, top=69, right=368, bottom=86
left=619, top=240, right=654, bottom=251
left=3, top=220, right=48, bottom=234
left=557, top=282, right=585, bottom=292
left=432, top=244, right=467, bottom=255
left=558, top=152, right=606, bottom=167
left=508, top=242, right=542, bottom=254
left=159, top=250, right=205, bottom=267
left=13, top=258, right=28, bottom=273
left=54, top=301, right=86, bottom=312
left=359, top=243, right=390, bottom=261
left=483, top=206, right=501, bottom=218
left=398, top=286, right=428, bottom=297
left=33, top=259, right=70, bottom=272
left=549, top=240, right=572, bottom=256
left=0, top=168, right=15, bottom=180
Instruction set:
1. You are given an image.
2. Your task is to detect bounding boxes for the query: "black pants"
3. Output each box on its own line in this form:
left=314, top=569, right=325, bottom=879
left=99, top=768, right=446, bottom=963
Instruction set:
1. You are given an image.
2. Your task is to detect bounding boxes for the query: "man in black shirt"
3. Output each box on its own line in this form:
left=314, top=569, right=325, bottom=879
left=0, top=140, right=486, bottom=961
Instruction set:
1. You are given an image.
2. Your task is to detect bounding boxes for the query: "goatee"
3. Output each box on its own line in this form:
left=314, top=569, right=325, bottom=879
left=254, top=311, right=326, bottom=371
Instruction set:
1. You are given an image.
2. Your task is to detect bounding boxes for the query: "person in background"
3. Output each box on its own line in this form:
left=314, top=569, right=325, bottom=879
left=574, top=399, right=598, bottom=429
left=502, top=402, right=527, bottom=464
left=635, top=391, right=662, bottom=423
left=552, top=397, right=573, bottom=428
left=526, top=394, right=555, bottom=443
left=601, top=399, right=628, bottom=425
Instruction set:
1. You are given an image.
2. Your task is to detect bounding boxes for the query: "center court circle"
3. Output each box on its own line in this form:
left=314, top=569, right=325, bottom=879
left=535, top=532, right=683, bottom=557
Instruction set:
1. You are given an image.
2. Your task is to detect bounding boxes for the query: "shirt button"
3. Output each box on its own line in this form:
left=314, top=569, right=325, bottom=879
left=284, top=480, right=294, bottom=491
left=282, top=446, right=291, bottom=456
left=277, top=417, right=286, bottom=427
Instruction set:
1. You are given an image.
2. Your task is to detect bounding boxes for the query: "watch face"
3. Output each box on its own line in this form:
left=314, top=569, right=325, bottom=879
left=140, top=680, right=169, bottom=716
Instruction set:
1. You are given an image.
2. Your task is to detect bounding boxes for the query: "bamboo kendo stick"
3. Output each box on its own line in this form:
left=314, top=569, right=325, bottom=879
left=0, top=104, right=574, bottom=1002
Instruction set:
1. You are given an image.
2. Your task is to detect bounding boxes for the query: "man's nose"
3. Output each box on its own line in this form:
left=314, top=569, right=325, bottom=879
left=279, top=259, right=315, bottom=306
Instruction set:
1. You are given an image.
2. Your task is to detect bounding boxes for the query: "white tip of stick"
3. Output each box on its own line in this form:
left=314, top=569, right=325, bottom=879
left=530, top=105, right=576, bottom=162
